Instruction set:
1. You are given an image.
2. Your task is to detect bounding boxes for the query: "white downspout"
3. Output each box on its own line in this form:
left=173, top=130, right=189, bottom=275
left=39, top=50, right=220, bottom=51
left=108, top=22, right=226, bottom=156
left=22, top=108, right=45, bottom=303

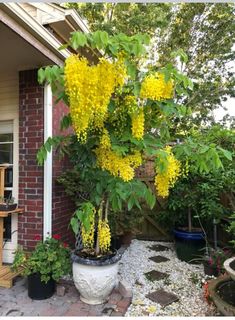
left=43, top=84, right=53, bottom=240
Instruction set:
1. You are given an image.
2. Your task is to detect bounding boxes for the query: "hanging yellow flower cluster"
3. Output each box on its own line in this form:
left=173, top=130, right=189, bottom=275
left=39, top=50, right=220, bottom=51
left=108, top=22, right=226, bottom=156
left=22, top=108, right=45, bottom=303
left=95, top=147, right=142, bottom=182
left=124, top=95, right=138, bottom=115
left=64, top=54, right=126, bottom=141
left=131, top=108, right=145, bottom=140
left=99, top=128, right=111, bottom=149
left=81, top=210, right=95, bottom=249
left=98, top=210, right=111, bottom=253
left=154, top=146, right=181, bottom=198
left=140, top=72, right=173, bottom=101
left=95, top=130, right=142, bottom=182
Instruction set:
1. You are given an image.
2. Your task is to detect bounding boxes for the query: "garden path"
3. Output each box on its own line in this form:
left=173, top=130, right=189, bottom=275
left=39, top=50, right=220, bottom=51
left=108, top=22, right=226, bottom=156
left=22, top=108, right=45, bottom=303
left=119, top=239, right=218, bottom=316
left=0, top=240, right=219, bottom=316
left=0, top=277, right=130, bottom=316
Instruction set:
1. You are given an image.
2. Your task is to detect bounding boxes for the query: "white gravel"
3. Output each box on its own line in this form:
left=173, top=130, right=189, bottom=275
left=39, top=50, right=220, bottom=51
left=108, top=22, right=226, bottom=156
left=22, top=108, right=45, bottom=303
left=118, top=239, right=217, bottom=317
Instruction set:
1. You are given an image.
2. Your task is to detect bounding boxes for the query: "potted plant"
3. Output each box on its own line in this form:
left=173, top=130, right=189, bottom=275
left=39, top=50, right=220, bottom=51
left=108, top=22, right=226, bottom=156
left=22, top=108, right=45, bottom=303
left=109, top=208, right=144, bottom=246
left=191, top=246, right=233, bottom=277
left=12, top=235, right=71, bottom=300
left=0, top=195, right=17, bottom=211
left=36, top=31, right=228, bottom=304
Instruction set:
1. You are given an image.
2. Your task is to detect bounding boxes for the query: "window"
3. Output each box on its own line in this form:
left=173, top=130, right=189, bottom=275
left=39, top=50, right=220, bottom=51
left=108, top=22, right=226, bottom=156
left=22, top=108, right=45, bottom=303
left=0, top=121, right=14, bottom=239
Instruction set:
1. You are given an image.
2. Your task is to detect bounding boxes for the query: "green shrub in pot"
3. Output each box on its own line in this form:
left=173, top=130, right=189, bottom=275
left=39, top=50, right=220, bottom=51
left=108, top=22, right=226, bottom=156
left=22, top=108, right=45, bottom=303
left=12, top=235, right=71, bottom=283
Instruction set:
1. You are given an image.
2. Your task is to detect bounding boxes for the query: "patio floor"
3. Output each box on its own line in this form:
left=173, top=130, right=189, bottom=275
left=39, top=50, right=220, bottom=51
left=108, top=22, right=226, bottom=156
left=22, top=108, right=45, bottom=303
left=0, top=277, right=131, bottom=317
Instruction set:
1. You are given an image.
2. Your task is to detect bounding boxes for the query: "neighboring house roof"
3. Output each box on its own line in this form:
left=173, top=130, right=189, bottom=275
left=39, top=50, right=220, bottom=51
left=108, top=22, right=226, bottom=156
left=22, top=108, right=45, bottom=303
left=0, top=2, right=89, bottom=66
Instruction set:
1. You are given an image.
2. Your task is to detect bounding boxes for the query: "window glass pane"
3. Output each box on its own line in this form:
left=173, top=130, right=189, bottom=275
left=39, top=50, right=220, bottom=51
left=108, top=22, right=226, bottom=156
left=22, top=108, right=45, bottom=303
left=0, top=133, right=13, bottom=142
left=3, top=191, right=12, bottom=240
left=0, top=121, right=13, bottom=134
left=0, top=143, right=13, bottom=163
left=5, top=167, right=13, bottom=188
left=4, top=216, right=12, bottom=240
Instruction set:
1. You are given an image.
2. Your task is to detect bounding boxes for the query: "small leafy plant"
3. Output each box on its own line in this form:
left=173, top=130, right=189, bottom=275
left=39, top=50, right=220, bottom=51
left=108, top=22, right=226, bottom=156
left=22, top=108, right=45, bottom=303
left=204, top=247, right=233, bottom=274
left=0, top=195, right=15, bottom=205
left=12, top=235, right=71, bottom=283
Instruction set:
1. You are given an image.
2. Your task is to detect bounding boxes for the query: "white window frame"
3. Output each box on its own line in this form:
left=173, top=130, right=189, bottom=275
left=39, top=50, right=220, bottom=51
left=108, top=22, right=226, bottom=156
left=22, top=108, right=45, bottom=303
left=0, top=117, right=19, bottom=263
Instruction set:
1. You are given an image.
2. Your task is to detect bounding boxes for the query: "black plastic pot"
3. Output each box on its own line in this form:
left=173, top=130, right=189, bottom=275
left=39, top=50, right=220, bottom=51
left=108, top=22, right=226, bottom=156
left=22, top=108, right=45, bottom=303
left=203, top=260, right=219, bottom=277
left=173, top=229, right=205, bottom=263
left=28, top=273, right=55, bottom=300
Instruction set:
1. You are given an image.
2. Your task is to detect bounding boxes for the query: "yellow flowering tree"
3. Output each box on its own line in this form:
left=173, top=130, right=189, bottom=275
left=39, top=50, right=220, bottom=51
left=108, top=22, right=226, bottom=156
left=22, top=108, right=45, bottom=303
left=37, top=31, right=228, bottom=257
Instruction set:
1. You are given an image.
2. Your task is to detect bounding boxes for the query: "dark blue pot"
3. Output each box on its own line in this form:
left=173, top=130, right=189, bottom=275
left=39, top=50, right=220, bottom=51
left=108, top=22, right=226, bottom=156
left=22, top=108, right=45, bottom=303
left=173, top=229, right=205, bottom=263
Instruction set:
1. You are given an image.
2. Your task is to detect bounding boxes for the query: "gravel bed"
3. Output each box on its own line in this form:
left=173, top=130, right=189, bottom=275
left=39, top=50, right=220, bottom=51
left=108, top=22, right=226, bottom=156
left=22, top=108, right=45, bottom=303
left=119, top=239, right=217, bottom=317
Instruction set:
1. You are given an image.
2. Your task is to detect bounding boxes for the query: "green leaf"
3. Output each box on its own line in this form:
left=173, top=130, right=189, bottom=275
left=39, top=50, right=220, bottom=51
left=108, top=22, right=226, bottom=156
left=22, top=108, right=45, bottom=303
left=60, top=114, right=72, bottom=130
left=218, top=147, right=232, bottom=161
left=70, top=217, right=79, bottom=234
left=70, top=32, right=87, bottom=50
left=127, top=196, right=135, bottom=211
left=38, top=68, right=45, bottom=84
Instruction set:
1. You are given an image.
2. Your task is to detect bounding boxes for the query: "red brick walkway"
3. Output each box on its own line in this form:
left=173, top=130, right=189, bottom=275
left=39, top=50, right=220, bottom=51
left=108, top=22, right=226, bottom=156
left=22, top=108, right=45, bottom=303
left=0, top=277, right=132, bottom=317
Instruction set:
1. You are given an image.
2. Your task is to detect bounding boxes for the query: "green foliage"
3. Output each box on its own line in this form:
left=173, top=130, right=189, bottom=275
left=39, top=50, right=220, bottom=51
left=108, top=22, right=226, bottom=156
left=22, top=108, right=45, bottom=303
left=157, top=3, right=235, bottom=129
left=37, top=29, right=233, bottom=245
left=70, top=202, right=95, bottom=234
left=12, top=237, right=71, bottom=283
left=67, top=2, right=170, bottom=36
left=69, top=2, right=235, bottom=129
left=157, top=125, right=235, bottom=231
left=67, top=30, right=150, bottom=58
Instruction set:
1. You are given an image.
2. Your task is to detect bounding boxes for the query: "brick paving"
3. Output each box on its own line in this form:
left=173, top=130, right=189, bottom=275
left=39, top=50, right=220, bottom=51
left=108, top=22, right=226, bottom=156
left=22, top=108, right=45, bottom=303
left=0, top=277, right=132, bottom=316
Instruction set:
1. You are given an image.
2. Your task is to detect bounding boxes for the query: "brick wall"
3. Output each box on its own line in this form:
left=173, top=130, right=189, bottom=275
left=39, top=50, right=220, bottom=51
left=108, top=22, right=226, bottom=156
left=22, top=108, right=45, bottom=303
left=52, top=100, right=76, bottom=246
left=18, top=69, right=44, bottom=250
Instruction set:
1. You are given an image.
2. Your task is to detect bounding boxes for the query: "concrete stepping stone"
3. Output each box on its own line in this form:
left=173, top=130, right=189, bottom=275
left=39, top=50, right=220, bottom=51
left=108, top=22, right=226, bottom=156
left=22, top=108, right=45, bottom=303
left=144, top=270, right=169, bottom=282
left=146, top=289, right=179, bottom=307
left=149, top=256, right=170, bottom=263
left=148, top=244, right=170, bottom=252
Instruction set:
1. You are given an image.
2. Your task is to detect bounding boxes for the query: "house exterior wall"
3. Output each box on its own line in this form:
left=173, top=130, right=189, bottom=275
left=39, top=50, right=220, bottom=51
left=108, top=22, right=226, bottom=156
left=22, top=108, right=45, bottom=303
left=18, top=69, right=75, bottom=250
left=18, top=69, right=44, bottom=250
left=52, top=100, right=76, bottom=246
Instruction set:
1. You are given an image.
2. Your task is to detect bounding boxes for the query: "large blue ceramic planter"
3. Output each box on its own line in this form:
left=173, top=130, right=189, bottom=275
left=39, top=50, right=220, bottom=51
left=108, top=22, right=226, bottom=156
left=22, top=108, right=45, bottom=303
left=173, top=229, right=205, bottom=263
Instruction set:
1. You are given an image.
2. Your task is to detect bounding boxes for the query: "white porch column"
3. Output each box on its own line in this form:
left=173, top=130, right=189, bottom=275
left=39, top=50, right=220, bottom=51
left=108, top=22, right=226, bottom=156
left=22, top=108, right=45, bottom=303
left=43, top=83, right=53, bottom=240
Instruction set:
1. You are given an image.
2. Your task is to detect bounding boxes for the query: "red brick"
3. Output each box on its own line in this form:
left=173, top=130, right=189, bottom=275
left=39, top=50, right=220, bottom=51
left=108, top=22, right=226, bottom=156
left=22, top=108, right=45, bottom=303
left=117, top=298, right=132, bottom=313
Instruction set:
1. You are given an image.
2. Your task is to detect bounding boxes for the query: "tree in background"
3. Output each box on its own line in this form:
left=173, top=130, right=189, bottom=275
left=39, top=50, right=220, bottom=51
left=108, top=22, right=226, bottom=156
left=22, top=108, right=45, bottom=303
left=67, top=2, right=171, bottom=36
left=156, top=3, right=235, bottom=132
left=66, top=2, right=235, bottom=131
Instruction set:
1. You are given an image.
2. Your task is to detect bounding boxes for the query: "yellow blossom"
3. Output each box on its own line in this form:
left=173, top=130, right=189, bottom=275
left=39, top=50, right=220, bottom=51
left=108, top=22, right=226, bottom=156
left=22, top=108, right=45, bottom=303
left=100, top=129, right=111, bottom=149
left=81, top=209, right=95, bottom=249
left=95, top=144, right=142, bottom=182
left=140, top=72, right=173, bottom=101
left=147, top=306, right=157, bottom=314
left=98, top=214, right=111, bottom=254
left=131, top=108, right=145, bottom=140
left=124, top=95, right=138, bottom=115
left=154, top=146, right=181, bottom=197
left=64, top=54, right=126, bottom=141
